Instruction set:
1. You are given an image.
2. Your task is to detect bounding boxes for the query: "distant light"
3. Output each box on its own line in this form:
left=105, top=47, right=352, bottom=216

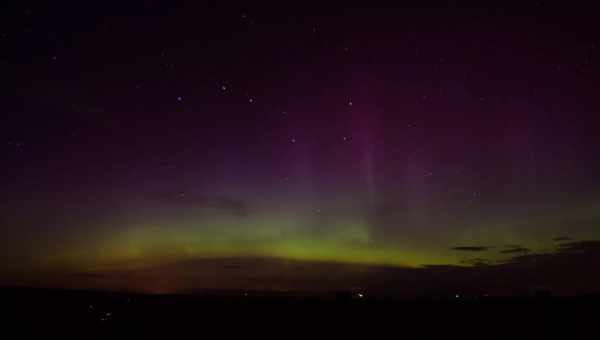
left=455, top=294, right=460, bottom=298
left=176, top=96, right=183, bottom=102
left=221, top=85, right=227, bottom=91
left=348, top=100, right=353, bottom=107
left=357, top=293, right=364, bottom=298
left=248, top=98, right=254, bottom=103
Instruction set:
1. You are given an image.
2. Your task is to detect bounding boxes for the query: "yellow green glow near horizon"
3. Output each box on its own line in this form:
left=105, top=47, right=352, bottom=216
left=48, top=214, right=453, bottom=271
left=37, top=199, right=600, bottom=274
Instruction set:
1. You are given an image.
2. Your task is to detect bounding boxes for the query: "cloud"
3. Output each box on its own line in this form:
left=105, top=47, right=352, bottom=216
left=451, top=246, right=488, bottom=252
left=557, top=240, right=600, bottom=252
left=151, top=191, right=249, bottom=217
left=553, top=236, right=572, bottom=242
left=504, top=241, right=600, bottom=264
left=500, top=247, right=530, bottom=254
left=210, top=197, right=249, bottom=217
left=460, top=258, right=492, bottom=266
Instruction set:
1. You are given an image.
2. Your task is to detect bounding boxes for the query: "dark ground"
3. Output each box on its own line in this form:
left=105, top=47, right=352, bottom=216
left=2, top=287, right=597, bottom=337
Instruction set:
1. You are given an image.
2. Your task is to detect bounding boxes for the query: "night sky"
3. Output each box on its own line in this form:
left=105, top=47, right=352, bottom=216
left=2, top=2, right=600, bottom=294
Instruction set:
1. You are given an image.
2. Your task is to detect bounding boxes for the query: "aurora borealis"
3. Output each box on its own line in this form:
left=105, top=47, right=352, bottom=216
left=2, top=2, right=600, bottom=294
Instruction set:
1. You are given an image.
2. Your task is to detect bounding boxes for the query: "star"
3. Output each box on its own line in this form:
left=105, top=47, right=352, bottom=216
left=290, top=138, right=296, bottom=144
left=347, top=100, right=353, bottom=107
left=248, top=97, right=254, bottom=103
left=221, top=85, right=227, bottom=91
left=176, top=96, right=183, bottom=102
